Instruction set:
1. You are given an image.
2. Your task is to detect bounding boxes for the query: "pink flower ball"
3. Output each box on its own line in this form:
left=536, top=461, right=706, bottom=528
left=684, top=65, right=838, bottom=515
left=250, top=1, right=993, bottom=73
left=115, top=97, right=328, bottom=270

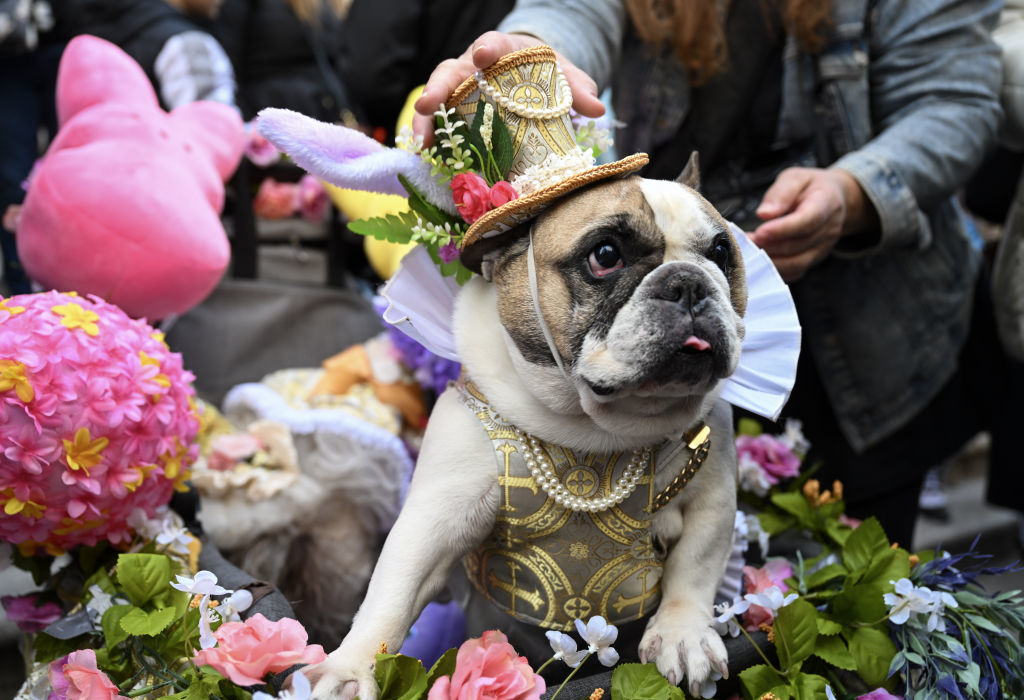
left=0, top=291, right=199, bottom=553
left=735, top=434, right=801, bottom=485
left=192, top=613, right=327, bottom=687
left=451, top=172, right=492, bottom=224
left=427, top=630, right=545, bottom=700
left=1, top=593, right=63, bottom=632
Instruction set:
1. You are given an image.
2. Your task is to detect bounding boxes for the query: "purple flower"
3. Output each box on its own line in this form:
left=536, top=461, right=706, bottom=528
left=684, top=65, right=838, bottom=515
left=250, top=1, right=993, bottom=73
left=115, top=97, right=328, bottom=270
left=857, top=691, right=903, bottom=700
left=735, top=434, right=801, bottom=484
left=1, top=593, right=63, bottom=633
left=438, top=240, right=460, bottom=263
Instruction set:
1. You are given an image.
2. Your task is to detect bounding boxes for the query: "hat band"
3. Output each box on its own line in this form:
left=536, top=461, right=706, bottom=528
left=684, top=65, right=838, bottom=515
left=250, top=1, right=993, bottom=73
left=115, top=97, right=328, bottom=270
left=473, top=70, right=574, bottom=120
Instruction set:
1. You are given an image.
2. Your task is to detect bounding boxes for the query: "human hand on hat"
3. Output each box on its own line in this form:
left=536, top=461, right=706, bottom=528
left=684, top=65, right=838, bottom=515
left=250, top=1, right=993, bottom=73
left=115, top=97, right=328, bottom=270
left=412, top=31, right=606, bottom=145
left=750, top=166, right=879, bottom=282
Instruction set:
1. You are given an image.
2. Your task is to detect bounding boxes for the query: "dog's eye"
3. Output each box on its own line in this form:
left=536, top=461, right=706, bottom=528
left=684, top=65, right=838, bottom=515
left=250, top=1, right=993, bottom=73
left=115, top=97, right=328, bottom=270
left=588, top=243, right=624, bottom=278
left=709, top=237, right=732, bottom=274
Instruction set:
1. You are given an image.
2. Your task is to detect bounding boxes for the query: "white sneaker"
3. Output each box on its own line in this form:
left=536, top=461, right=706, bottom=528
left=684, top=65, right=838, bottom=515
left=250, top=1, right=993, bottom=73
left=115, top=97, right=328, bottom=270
left=919, top=467, right=950, bottom=520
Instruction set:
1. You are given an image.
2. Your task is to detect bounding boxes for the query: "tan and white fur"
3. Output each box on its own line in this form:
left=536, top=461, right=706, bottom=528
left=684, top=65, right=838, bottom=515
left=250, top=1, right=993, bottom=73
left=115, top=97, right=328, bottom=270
left=307, top=161, right=747, bottom=699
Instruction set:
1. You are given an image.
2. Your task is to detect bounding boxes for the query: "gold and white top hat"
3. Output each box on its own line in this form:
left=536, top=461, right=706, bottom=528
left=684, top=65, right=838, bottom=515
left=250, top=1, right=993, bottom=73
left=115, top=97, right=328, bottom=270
left=449, top=46, right=649, bottom=271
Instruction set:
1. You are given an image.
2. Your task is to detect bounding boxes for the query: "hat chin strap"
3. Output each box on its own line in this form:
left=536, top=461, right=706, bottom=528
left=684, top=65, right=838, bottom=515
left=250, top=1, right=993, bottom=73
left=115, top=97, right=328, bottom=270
left=527, top=230, right=572, bottom=381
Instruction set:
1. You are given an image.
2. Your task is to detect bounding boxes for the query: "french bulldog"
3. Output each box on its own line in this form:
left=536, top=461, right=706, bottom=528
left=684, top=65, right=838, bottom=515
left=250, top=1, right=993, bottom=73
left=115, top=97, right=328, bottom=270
left=306, top=157, right=746, bottom=699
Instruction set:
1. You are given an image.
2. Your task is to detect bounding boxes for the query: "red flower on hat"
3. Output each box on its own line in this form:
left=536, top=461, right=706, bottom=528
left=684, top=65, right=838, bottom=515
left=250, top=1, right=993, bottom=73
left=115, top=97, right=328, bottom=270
left=451, top=173, right=491, bottom=223
left=489, top=181, right=518, bottom=208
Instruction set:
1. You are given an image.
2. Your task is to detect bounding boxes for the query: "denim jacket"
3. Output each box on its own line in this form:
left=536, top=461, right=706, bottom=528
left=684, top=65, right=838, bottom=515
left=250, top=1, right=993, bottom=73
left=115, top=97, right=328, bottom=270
left=500, top=0, right=1004, bottom=451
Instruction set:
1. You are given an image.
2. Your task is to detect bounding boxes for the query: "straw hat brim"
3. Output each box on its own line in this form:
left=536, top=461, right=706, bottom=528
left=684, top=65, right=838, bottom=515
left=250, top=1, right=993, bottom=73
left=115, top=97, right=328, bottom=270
left=460, top=152, right=649, bottom=272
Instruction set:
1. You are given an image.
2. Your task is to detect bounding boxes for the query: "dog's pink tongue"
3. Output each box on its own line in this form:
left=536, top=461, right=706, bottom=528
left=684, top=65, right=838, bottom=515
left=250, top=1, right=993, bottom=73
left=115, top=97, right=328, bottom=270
left=683, top=335, right=711, bottom=351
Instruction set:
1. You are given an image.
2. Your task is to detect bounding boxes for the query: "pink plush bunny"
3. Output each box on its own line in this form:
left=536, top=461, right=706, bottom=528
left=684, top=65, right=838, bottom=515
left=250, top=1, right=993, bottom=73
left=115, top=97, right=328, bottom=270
left=16, top=35, right=246, bottom=320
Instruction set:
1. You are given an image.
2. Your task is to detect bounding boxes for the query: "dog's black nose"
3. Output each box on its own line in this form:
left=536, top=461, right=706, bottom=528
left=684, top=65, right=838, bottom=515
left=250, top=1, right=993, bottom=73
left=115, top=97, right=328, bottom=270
left=655, top=275, right=708, bottom=314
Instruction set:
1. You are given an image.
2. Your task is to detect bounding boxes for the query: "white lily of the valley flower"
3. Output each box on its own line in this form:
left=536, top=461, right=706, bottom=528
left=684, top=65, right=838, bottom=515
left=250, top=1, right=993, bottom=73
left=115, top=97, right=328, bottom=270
left=545, top=630, right=587, bottom=668
left=252, top=670, right=312, bottom=700
left=713, top=596, right=751, bottom=637
left=825, top=685, right=837, bottom=700
left=198, top=598, right=218, bottom=650
left=217, top=589, right=254, bottom=623
left=574, top=616, right=619, bottom=667
left=744, top=585, right=798, bottom=612
left=170, top=571, right=228, bottom=597
left=698, top=669, right=723, bottom=699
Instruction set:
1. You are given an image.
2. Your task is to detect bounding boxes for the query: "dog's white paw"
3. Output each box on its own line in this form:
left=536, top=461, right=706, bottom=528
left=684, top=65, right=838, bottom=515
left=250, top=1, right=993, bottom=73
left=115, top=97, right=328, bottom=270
left=638, top=605, right=729, bottom=698
left=304, top=651, right=378, bottom=700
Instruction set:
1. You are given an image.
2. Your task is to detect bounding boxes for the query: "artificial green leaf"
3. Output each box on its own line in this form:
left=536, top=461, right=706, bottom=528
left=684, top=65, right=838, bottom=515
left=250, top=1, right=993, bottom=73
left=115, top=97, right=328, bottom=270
left=611, top=663, right=683, bottom=700
left=375, top=652, right=428, bottom=700
left=736, top=417, right=764, bottom=436
left=466, top=102, right=496, bottom=184
left=849, top=626, right=898, bottom=688
left=398, top=174, right=454, bottom=227
left=965, top=612, right=1004, bottom=635
left=804, top=563, right=848, bottom=590
left=489, top=110, right=514, bottom=179
left=792, top=672, right=830, bottom=700
left=426, top=243, right=475, bottom=285
left=859, top=548, right=910, bottom=589
left=955, top=590, right=994, bottom=607
left=815, top=616, right=842, bottom=636
left=101, top=604, right=135, bottom=649
left=774, top=598, right=818, bottom=671
left=812, top=634, right=857, bottom=671
left=903, top=650, right=926, bottom=666
left=831, top=583, right=887, bottom=625
left=116, top=553, right=171, bottom=607
left=771, top=491, right=814, bottom=524
left=840, top=517, right=888, bottom=573
left=348, top=212, right=420, bottom=244
left=426, top=648, right=457, bottom=690
left=824, top=517, right=853, bottom=546
left=119, top=606, right=176, bottom=637
left=957, top=661, right=981, bottom=693
left=757, top=510, right=796, bottom=535
left=738, top=664, right=784, bottom=700
left=32, top=632, right=90, bottom=664
left=94, top=645, right=132, bottom=683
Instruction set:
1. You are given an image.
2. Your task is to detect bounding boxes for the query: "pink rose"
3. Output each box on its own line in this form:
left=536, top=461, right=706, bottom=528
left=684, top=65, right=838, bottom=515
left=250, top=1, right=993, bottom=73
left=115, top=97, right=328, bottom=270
left=735, top=434, right=801, bottom=484
left=427, top=630, right=545, bottom=700
left=488, top=181, right=518, bottom=208
left=245, top=132, right=281, bottom=167
left=208, top=433, right=263, bottom=471
left=1, top=593, right=62, bottom=633
left=253, top=178, right=297, bottom=220
left=741, top=559, right=792, bottom=631
left=858, top=691, right=902, bottom=700
left=297, top=175, right=329, bottom=221
left=48, top=649, right=128, bottom=700
left=451, top=173, right=492, bottom=223
left=192, top=613, right=327, bottom=687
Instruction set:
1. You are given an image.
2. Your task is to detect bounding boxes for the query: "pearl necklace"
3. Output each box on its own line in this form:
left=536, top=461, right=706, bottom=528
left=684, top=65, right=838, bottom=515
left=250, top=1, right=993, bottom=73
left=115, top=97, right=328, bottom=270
left=517, top=429, right=653, bottom=513
left=474, top=70, right=574, bottom=120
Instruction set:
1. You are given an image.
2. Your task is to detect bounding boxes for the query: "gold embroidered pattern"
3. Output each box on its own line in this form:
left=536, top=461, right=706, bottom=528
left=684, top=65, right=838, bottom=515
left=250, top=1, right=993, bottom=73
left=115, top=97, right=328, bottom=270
left=459, top=382, right=665, bottom=630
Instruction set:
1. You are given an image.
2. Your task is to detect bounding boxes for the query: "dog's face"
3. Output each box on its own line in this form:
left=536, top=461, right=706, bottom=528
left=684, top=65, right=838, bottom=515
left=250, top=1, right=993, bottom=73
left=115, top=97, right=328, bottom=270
left=483, top=175, right=746, bottom=436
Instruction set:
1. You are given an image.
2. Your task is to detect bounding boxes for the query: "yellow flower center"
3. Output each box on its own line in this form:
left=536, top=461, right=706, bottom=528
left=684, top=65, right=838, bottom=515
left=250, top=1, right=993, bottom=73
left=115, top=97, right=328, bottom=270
left=0, top=298, right=26, bottom=317
left=1, top=490, right=45, bottom=518
left=63, top=427, right=109, bottom=475
left=52, top=302, right=100, bottom=336
left=0, top=360, right=34, bottom=403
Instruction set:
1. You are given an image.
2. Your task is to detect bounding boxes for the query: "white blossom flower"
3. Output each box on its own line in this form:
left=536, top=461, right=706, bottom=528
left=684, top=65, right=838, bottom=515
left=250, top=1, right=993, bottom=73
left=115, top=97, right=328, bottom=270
left=884, top=578, right=957, bottom=630
left=170, top=571, right=228, bottom=597
left=574, top=616, right=619, bottom=667
left=198, top=599, right=218, bottom=649
left=745, top=513, right=770, bottom=559
left=155, top=524, right=192, bottom=553
left=253, top=670, right=312, bottom=700
left=779, top=418, right=810, bottom=454
left=545, top=630, right=587, bottom=667
left=216, top=589, right=253, bottom=623
left=737, top=453, right=772, bottom=497
left=743, top=585, right=798, bottom=612
left=85, top=585, right=115, bottom=621
left=825, top=686, right=837, bottom=700
left=713, top=595, right=751, bottom=637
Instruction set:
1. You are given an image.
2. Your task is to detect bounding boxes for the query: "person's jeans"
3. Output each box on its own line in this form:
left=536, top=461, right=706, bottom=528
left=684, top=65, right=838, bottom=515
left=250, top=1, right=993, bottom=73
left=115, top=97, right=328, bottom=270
left=0, top=42, right=64, bottom=294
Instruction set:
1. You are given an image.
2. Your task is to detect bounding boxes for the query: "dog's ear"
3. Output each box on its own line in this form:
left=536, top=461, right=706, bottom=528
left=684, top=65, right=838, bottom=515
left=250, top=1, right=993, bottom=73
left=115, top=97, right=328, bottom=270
left=476, top=223, right=532, bottom=282
left=676, top=151, right=701, bottom=191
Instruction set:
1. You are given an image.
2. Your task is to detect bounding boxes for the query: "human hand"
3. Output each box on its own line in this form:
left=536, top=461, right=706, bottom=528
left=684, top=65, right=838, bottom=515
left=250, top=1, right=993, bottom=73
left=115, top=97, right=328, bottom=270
left=749, top=167, right=877, bottom=281
left=412, top=31, right=605, bottom=145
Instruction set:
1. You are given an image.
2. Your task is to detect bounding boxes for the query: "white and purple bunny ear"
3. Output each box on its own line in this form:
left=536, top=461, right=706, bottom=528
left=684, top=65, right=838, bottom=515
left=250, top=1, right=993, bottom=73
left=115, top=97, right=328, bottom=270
left=255, top=108, right=457, bottom=216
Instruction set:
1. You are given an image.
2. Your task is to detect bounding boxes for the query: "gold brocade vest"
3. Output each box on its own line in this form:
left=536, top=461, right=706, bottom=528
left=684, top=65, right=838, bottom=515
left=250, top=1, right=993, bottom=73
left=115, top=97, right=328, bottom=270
left=459, top=381, right=666, bottom=631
